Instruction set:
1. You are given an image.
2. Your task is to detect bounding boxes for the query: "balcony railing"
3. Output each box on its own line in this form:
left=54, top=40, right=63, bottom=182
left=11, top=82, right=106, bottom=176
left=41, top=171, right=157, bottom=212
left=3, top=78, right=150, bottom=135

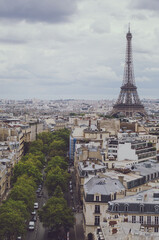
left=94, top=210, right=100, bottom=214
left=94, top=222, right=100, bottom=226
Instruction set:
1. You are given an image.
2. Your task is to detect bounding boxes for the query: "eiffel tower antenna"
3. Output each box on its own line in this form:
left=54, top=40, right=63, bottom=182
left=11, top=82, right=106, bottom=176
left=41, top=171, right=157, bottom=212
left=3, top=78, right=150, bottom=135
left=110, top=29, right=147, bottom=118
left=128, top=23, right=130, bottom=33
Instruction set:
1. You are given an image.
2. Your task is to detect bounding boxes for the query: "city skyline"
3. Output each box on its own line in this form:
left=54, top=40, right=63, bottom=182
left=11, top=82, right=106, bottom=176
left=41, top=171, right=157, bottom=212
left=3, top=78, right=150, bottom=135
left=0, top=0, right=159, bottom=100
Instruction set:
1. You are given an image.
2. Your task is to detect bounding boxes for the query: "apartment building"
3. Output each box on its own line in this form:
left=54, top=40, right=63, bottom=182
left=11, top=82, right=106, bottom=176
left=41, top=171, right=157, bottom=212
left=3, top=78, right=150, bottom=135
left=77, top=160, right=106, bottom=202
left=83, top=176, right=125, bottom=238
left=107, top=189, right=159, bottom=234
left=107, top=137, right=156, bottom=164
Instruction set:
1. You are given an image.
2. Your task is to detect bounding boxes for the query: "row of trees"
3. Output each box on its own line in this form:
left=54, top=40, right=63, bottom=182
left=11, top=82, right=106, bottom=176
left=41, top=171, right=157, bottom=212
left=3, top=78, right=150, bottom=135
left=0, top=128, right=73, bottom=240
left=0, top=146, right=45, bottom=239
left=38, top=129, right=74, bottom=237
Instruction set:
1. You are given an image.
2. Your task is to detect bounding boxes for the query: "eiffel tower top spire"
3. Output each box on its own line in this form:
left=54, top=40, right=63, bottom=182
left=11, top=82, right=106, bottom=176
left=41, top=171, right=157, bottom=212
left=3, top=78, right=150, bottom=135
left=123, top=25, right=135, bottom=86
left=110, top=29, right=147, bottom=118
left=128, top=23, right=130, bottom=33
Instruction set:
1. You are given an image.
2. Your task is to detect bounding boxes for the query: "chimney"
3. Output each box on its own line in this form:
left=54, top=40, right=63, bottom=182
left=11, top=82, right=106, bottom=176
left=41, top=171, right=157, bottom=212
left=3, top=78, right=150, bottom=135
left=89, top=119, right=91, bottom=127
left=118, top=176, right=124, bottom=185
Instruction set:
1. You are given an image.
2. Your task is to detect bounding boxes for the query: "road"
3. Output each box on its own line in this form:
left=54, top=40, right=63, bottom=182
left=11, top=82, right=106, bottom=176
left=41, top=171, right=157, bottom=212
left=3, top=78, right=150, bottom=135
left=24, top=165, right=84, bottom=240
left=25, top=169, right=49, bottom=240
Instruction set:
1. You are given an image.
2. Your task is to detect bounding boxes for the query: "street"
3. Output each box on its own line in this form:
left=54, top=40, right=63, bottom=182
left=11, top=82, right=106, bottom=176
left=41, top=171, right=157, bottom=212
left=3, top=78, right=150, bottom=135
left=24, top=165, right=84, bottom=240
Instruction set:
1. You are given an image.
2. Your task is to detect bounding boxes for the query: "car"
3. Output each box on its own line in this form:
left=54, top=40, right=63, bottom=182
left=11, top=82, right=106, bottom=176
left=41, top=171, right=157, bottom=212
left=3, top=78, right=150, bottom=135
left=28, top=221, right=35, bottom=230
left=31, top=210, right=36, bottom=215
left=36, top=189, right=41, bottom=194
left=32, top=215, right=37, bottom=222
left=17, top=237, right=22, bottom=240
left=72, top=207, right=76, bottom=212
left=38, top=193, right=42, bottom=198
left=34, top=202, right=39, bottom=209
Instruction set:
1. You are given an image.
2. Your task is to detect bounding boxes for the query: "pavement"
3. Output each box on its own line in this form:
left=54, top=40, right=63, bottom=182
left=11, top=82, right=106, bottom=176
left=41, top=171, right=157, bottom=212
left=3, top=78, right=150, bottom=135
left=69, top=166, right=85, bottom=240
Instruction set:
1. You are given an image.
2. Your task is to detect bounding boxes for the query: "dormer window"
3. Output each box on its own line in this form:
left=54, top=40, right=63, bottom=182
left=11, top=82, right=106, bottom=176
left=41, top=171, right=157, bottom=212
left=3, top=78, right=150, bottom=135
left=96, top=196, right=99, bottom=202
left=155, top=205, right=159, bottom=213
left=125, top=204, right=128, bottom=212
left=140, top=205, right=144, bottom=213
left=114, top=204, right=119, bottom=212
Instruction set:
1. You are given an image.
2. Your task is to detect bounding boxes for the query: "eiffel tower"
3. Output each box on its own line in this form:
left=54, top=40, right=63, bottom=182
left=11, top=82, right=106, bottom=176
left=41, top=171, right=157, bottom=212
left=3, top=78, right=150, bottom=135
left=110, top=27, right=147, bottom=117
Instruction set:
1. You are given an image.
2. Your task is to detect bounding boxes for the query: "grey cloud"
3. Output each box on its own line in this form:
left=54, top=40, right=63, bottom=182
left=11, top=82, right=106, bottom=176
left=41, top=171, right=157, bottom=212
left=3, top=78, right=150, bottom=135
left=0, top=37, right=27, bottom=44
left=131, top=14, right=147, bottom=20
left=130, top=0, right=159, bottom=11
left=0, top=0, right=78, bottom=23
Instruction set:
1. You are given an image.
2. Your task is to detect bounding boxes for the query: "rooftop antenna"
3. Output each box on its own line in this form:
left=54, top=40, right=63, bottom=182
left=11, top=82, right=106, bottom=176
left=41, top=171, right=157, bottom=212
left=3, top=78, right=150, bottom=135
left=128, top=23, right=130, bottom=33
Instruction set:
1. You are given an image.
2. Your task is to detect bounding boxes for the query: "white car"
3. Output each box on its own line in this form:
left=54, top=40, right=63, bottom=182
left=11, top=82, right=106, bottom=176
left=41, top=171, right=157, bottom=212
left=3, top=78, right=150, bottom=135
left=29, top=221, right=35, bottom=230
left=34, top=202, right=39, bottom=209
left=31, top=210, right=36, bottom=215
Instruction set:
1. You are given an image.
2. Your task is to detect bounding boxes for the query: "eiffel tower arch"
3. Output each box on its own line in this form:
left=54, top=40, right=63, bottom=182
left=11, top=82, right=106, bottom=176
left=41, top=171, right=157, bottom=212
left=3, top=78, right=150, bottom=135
left=110, top=28, right=147, bottom=118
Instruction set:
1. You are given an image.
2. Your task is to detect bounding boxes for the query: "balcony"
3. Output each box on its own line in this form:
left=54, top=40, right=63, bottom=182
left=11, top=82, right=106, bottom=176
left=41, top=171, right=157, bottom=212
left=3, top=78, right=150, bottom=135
left=138, top=151, right=156, bottom=160
left=94, top=222, right=100, bottom=226
left=94, top=210, right=100, bottom=214
left=142, top=222, right=159, bottom=227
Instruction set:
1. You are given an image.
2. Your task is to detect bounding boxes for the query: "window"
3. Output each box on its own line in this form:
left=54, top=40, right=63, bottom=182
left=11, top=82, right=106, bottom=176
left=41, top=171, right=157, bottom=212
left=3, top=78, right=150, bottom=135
left=95, top=205, right=100, bottom=214
left=125, top=205, right=128, bottom=212
left=95, top=216, right=100, bottom=226
left=140, top=216, right=143, bottom=224
left=154, top=227, right=158, bottom=232
left=147, top=216, right=151, bottom=224
left=155, top=216, right=158, bottom=225
left=140, top=205, right=144, bottom=213
left=114, top=205, right=119, bottom=212
left=132, top=216, right=136, bottom=223
left=96, top=196, right=99, bottom=202
left=155, top=205, right=159, bottom=213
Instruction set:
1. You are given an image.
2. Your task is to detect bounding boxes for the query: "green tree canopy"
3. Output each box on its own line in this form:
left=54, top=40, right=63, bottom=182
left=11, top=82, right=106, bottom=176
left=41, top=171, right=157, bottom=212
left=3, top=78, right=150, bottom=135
left=37, top=132, right=53, bottom=145
left=0, top=200, right=28, bottom=240
left=45, top=166, right=69, bottom=195
left=9, top=176, right=36, bottom=211
left=29, top=139, right=43, bottom=154
left=49, top=139, right=66, bottom=157
left=46, top=156, right=68, bottom=172
left=12, top=161, right=42, bottom=184
left=38, top=192, right=74, bottom=233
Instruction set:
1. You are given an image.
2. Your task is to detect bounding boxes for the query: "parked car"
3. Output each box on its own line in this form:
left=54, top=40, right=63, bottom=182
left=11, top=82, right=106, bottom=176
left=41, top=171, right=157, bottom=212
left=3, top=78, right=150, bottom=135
left=31, top=210, right=36, bottom=215
left=36, top=188, right=41, bottom=194
left=17, top=237, right=22, bottom=240
left=32, top=215, right=37, bottom=222
left=38, top=193, right=42, bottom=198
left=28, top=221, right=35, bottom=230
left=34, top=202, right=39, bottom=209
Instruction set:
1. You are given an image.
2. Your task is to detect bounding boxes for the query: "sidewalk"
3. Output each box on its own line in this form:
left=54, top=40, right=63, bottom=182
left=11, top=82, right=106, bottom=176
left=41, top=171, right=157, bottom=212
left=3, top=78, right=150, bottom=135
left=70, top=212, right=84, bottom=240
left=69, top=166, right=85, bottom=240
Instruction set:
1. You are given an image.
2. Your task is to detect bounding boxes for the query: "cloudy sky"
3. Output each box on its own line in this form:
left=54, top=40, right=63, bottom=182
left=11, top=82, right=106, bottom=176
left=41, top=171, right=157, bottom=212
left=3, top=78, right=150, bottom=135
left=0, top=0, right=159, bottom=100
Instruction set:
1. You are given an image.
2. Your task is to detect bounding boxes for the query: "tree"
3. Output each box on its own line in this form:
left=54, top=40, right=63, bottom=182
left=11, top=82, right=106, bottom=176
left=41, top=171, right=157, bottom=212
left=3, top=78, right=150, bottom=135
left=45, top=166, right=69, bottom=195
left=29, top=139, right=43, bottom=154
left=38, top=188, right=74, bottom=233
left=9, top=175, right=36, bottom=212
left=12, top=161, right=42, bottom=184
left=37, top=132, right=53, bottom=145
left=49, top=139, right=66, bottom=157
left=46, top=156, right=68, bottom=172
left=3, top=198, right=29, bottom=220
left=0, top=200, right=27, bottom=240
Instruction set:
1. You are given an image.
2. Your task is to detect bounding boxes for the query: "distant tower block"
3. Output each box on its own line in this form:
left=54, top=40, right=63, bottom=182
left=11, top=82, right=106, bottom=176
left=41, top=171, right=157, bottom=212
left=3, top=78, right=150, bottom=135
left=110, top=28, right=147, bottom=118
